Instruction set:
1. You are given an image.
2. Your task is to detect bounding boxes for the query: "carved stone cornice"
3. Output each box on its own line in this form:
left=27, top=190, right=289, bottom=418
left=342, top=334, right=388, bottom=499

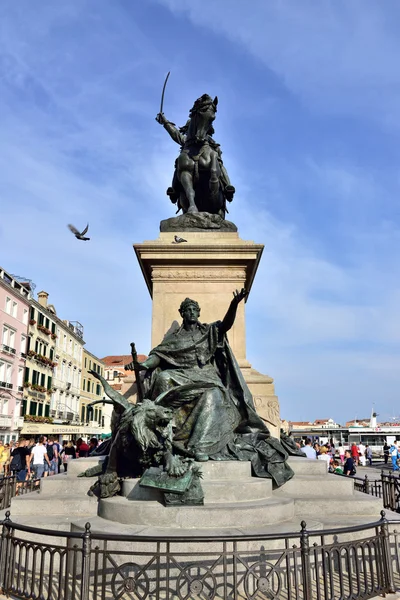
left=151, top=268, right=246, bottom=281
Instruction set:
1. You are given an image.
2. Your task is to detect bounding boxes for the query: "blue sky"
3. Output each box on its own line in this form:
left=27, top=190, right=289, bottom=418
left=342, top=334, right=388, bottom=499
left=1, top=0, right=400, bottom=424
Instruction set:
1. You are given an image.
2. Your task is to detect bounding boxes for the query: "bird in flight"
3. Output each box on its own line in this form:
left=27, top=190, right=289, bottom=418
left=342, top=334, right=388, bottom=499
left=173, top=235, right=187, bottom=243
left=68, top=223, right=90, bottom=241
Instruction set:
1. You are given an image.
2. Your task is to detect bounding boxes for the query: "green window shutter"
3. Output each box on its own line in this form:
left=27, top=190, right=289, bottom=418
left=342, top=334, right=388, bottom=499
left=24, top=367, right=30, bottom=383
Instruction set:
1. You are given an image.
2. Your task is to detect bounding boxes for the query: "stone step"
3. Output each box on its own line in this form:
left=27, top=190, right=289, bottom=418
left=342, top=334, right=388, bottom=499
left=72, top=515, right=324, bottom=538
left=287, top=456, right=328, bottom=477
left=66, top=456, right=106, bottom=478
left=98, top=495, right=295, bottom=528
left=39, top=473, right=94, bottom=495
left=274, top=474, right=354, bottom=497
left=9, top=493, right=98, bottom=517
left=293, top=492, right=383, bottom=517
left=122, top=475, right=272, bottom=504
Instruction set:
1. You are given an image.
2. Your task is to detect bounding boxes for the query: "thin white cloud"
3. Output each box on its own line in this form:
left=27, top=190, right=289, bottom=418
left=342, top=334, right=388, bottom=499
left=157, top=0, right=400, bottom=123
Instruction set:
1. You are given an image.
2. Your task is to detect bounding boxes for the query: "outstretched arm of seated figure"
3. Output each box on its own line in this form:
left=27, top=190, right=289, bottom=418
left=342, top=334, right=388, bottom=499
left=220, top=288, right=248, bottom=333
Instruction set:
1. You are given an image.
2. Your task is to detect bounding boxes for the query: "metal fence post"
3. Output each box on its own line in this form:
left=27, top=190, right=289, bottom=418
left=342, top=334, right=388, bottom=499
left=300, top=521, right=313, bottom=600
left=0, top=511, right=12, bottom=594
left=81, top=522, right=92, bottom=600
left=380, top=510, right=395, bottom=593
left=364, top=475, right=369, bottom=495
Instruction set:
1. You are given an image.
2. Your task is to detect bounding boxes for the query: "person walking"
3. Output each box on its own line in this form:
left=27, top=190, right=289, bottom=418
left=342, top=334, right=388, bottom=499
left=351, top=443, right=359, bottom=466
left=29, top=437, right=51, bottom=479
left=338, top=444, right=345, bottom=464
left=390, top=441, right=399, bottom=472
left=62, top=441, right=76, bottom=472
left=10, top=439, right=31, bottom=487
left=365, top=445, right=373, bottom=467
left=358, top=442, right=366, bottom=467
left=383, top=442, right=390, bottom=465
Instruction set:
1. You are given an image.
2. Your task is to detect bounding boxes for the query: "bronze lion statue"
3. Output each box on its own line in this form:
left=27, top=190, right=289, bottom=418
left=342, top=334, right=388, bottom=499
left=80, top=374, right=189, bottom=498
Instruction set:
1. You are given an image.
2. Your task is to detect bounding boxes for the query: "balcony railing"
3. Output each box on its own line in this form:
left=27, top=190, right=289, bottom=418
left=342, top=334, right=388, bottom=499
left=1, top=344, right=16, bottom=356
left=14, top=417, right=24, bottom=429
left=0, top=415, right=13, bottom=428
left=0, top=382, right=12, bottom=390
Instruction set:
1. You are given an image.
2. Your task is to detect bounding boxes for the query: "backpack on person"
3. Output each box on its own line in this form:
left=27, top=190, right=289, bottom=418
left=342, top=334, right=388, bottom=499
left=46, top=444, right=54, bottom=461
left=9, top=450, right=22, bottom=472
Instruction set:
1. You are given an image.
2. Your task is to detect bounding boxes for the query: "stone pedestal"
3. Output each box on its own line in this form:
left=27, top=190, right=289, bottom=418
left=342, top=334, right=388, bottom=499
left=134, top=230, right=280, bottom=437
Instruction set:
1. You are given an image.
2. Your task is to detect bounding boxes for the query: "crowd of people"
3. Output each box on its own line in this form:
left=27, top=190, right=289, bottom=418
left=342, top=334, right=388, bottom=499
left=299, top=438, right=375, bottom=476
left=0, top=437, right=102, bottom=484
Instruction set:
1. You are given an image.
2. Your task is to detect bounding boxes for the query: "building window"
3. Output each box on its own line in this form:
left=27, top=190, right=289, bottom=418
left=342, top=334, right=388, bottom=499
left=84, top=357, right=87, bottom=368
left=50, top=348, right=54, bottom=360
left=29, top=402, right=37, bottom=416
left=83, top=378, right=86, bottom=391
left=12, top=301, right=17, bottom=318
left=38, top=313, right=44, bottom=326
left=30, top=307, right=35, bottom=320
left=98, top=409, right=102, bottom=425
left=40, top=373, right=45, bottom=387
left=23, top=309, right=28, bottom=325
left=47, top=375, right=52, bottom=390
left=17, top=367, right=23, bottom=388
left=81, top=405, right=86, bottom=422
left=22, top=399, right=27, bottom=416
left=96, top=384, right=101, bottom=396
left=2, top=326, right=16, bottom=350
left=35, top=340, right=39, bottom=353
left=24, top=367, right=29, bottom=383
left=0, top=361, right=12, bottom=384
left=38, top=403, right=43, bottom=417
left=89, top=360, right=92, bottom=370
left=44, top=404, right=50, bottom=417
left=21, top=334, right=27, bottom=355
left=45, top=317, right=49, bottom=329
left=5, top=297, right=11, bottom=315
left=113, top=371, right=118, bottom=379
left=94, top=409, right=98, bottom=421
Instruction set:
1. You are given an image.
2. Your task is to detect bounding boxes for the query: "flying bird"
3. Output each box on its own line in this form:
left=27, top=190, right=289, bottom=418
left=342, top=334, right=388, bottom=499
left=173, top=235, right=187, bottom=243
left=68, top=223, right=90, bottom=241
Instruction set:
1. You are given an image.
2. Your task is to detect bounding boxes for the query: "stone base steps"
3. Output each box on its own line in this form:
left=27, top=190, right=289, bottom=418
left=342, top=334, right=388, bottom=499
left=99, top=494, right=295, bottom=527
left=122, top=475, right=273, bottom=504
left=273, top=473, right=354, bottom=496
left=292, top=491, right=383, bottom=517
left=38, top=473, right=93, bottom=495
left=72, top=514, right=324, bottom=538
left=9, top=493, right=98, bottom=517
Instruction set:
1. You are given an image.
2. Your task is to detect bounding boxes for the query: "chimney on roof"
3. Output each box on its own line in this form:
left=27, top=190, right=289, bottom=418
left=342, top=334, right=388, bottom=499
left=37, top=291, right=49, bottom=308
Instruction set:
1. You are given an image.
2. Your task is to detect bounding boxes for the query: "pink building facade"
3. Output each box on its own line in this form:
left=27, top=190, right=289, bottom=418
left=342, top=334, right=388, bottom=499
left=0, top=268, right=30, bottom=442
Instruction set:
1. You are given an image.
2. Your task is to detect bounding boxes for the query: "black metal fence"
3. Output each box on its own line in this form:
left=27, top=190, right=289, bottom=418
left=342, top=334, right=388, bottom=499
left=0, top=510, right=400, bottom=600
left=333, top=471, right=400, bottom=512
left=0, top=475, right=41, bottom=510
